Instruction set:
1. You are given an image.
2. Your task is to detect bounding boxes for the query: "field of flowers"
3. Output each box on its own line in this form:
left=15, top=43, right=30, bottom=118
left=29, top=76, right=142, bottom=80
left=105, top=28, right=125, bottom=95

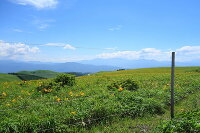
left=0, top=67, right=200, bottom=132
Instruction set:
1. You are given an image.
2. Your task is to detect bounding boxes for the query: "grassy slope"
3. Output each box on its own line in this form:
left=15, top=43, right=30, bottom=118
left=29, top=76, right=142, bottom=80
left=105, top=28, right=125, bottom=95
left=93, top=67, right=200, bottom=76
left=16, top=70, right=62, bottom=78
left=0, top=70, right=62, bottom=82
left=85, top=91, right=200, bottom=133
left=0, top=73, right=21, bottom=82
left=84, top=67, right=200, bottom=132
left=0, top=67, right=199, bottom=132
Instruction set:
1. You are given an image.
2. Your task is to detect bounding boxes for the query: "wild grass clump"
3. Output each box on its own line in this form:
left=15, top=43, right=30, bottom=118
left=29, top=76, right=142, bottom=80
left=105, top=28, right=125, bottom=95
left=107, top=79, right=139, bottom=91
left=36, top=80, right=61, bottom=93
left=155, top=109, right=200, bottom=133
left=115, top=92, right=165, bottom=117
left=54, top=74, right=75, bottom=87
left=36, top=74, right=75, bottom=94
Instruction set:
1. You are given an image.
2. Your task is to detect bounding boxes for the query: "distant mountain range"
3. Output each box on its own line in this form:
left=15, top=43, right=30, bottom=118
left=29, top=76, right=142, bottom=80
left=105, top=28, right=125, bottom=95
left=79, top=58, right=200, bottom=68
left=0, top=59, right=199, bottom=73
left=0, top=60, right=120, bottom=73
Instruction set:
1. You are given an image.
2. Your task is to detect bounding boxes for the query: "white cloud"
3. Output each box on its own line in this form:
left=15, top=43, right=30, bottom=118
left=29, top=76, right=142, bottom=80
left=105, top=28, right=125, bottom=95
left=38, top=24, right=49, bottom=30
left=104, top=47, right=117, bottom=50
left=44, top=43, right=76, bottom=50
left=176, top=46, right=200, bottom=55
left=108, top=25, right=122, bottom=31
left=0, top=41, right=39, bottom=59
left=64, top=44, right=76, bottom=50
left=175, top=46, right=200, bottom=61
left=13, top=29, right=23, bottom=32
left=44, top=43, right=64, bottom=47
left=98, top=46, right=200, bottom=62
left=12, top=0, right=58, bottom=9
left=32, top=18, right=55, bottom=31
left=12, top=29, right=32, bottom=34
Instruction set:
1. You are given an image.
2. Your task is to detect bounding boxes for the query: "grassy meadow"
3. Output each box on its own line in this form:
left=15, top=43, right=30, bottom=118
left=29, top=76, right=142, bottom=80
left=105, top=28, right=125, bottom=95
left=0, top=67, right=200, bottom=132
left=0, top=74, right=21, bottom=82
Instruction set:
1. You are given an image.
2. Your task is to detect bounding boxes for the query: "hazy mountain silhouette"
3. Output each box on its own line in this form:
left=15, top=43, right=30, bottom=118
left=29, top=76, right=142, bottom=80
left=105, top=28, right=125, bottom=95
left=0, top=60, right=120, bottom=73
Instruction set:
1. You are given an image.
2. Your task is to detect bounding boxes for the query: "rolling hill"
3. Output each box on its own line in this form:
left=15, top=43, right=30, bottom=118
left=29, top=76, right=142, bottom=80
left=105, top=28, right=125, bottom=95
left=0, top=73, right=21, bottom=82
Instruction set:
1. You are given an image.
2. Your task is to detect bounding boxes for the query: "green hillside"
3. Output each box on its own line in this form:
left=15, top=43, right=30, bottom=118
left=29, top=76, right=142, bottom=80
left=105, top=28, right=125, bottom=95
left=0, top=73, right=21, bottom=82
left=8, top=70, right=63, bottom=81
left=93, top=67, right=200, bottom=76
left=0, top=67, right=199, bottom=132
left=16, top=70, right=62, bottom=78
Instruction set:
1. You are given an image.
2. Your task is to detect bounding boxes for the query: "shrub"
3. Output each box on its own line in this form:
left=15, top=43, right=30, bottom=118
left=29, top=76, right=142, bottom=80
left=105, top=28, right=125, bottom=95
left=115, top=93, right=165, bottom=117
left=54, top=74, right=75, bottom=87
left=107, top=79, right=139, bottom=91
left=36, top=80, right=61, bottom=93
left=156, top=110, right=200, bottom=133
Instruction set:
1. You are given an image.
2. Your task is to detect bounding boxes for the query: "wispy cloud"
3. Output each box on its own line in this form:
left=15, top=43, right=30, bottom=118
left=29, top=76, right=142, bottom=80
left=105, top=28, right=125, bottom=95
left=11, top=0, right=58, bottom=9
left=44, top=43, right=76, bottom=50
left=13, top=29, right=23, bottom=32
left=104, top=47, right=117, bottom=50
left=12, top=28, right=32, bottom=34
left=64, top=44, right=76, bottom=50
left=97, top=46, right=200, bottom=62
left=0, top=40, right=40, bottom=60
left=32, top=18, right=55, bottom=31
left=38, top=24, right=49, bottom=30
left=108, top=25, right=122, bottom=31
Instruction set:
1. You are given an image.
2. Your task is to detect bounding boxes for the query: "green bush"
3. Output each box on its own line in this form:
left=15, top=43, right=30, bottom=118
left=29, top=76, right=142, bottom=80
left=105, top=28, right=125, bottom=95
left=54, top=74, right=75, bottom=87
left=156, top=110, right=200, bottom=133
left=107, top=79, right=139, bottom=91
left=115, top=93, right=165, bottom=117
left=36, top=80, right=61, bottom=93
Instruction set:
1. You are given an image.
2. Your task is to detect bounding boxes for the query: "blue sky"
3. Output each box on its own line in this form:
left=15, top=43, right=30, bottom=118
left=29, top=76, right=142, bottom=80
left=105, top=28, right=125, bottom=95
left=1, top=0, right=200, bottom=62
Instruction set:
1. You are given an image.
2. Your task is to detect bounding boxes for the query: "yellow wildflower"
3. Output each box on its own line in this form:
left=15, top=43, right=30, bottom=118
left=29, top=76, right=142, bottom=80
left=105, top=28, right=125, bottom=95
left=2, top=92, right=7, bottom=96
left=12, top=99, right=17, bottom=103
left=71, top=112, right=76, bottom=115
left=56, top=98, right=61, bottom=102
left=6, top=104, right=11, bottom=106
left=43, top=88, right=52, bottom=92
left=80, top=92, right=85, bottom=96
left=118, top=87, right=123, bottom=91
left=68, top=91, right=73, bottom=95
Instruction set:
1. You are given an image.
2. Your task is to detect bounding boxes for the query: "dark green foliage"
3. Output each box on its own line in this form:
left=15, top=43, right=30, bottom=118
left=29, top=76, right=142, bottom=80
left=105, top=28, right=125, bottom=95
left=117, top=69, right=126, bottom=71
left=36, top=80, right=61, bottom=93
left=36, top=74, right=75, bottom=94
left=116, top=93, right=165, bottom=117
left=193, top=68, right=200, bottom=72
left=108, top=79, right=139, bottom=91
left=187, top=67, right=200, bottom=73
left=65, top=72, right=90, bottom=77
left=156, top=110, right=200, bottom=133
left=54, top=74, right=75, bottom=87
